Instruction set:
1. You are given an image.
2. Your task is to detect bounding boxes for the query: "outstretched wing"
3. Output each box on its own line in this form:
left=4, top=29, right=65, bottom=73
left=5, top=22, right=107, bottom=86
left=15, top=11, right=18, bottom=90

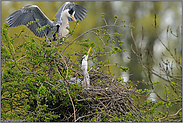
left=55, top=2, right=88, bottom=22
left=6, top=5, right=54, bottom=37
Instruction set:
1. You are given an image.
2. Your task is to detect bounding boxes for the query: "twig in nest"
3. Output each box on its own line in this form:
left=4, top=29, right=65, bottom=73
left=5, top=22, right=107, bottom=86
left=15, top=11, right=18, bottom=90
left=57, top=52, right=76, bottom=122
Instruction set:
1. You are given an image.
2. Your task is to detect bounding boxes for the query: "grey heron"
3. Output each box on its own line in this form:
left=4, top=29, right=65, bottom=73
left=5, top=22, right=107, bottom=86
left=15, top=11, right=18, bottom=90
left=59, top=47, right=91, bottom=89
left=6, top=2, right=87, bottom=45
left=81, top=47, right=91, bottom=89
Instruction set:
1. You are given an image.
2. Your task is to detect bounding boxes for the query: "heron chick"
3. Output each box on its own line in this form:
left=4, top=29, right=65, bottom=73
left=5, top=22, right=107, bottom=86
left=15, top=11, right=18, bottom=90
left=81, top=47, right=91, bottom=89
left=6, top=2, right=87, bottom=46
left=59, top=47, right=91, bottom=89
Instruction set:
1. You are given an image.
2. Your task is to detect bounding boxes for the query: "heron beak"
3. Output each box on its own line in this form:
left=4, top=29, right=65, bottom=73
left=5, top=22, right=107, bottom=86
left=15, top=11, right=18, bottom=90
left=85, top=47, right=91, bottom=60
left=71, top=15, right=76, bottom=22
left=87, top=47, right=91, bottom=54
left=70, top=15, right=79, bottom=25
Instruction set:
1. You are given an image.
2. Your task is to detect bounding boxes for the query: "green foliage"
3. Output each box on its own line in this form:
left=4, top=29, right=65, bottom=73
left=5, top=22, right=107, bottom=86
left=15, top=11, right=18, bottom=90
left=1, top=7, right=182, bottom=122
left=129, top=23, right=135, bottom=29
left=120, top=66, right=129, bottom=72
left=101, top=12, right=105, bottom=18
left=1, top=18, right=128, bottom=121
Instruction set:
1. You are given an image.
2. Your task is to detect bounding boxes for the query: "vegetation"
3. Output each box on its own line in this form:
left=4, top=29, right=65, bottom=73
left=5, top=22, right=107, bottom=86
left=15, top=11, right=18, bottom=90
left=1, top=1, right=182, bottom=122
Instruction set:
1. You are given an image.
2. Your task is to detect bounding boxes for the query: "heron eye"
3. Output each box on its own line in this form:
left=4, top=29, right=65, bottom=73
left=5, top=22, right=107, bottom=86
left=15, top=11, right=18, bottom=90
left=68, top=8, right=74, bottom=15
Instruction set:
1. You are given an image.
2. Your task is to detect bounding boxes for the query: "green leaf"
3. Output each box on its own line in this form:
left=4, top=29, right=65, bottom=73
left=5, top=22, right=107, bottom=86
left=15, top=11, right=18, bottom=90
left=120, top=66, right=129, bottom=72
left=171, top=81, right=175, bottom=86
left=101, top=12, right=105, bottom=18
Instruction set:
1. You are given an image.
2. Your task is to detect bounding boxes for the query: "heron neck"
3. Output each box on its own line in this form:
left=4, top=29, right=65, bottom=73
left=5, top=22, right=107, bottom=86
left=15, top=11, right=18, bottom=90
left=61, top=12, right=69, bottom=28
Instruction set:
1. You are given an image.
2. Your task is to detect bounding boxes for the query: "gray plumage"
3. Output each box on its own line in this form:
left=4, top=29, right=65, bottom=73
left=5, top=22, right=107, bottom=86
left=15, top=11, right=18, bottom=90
left=55, top=2, right=87, bottom=22
left=6, top=2, right=87, bottom=41
left=59, top=55, right=90, bottom=88
left=59, top=47, right=91, bottom=89
left=81, top=54, right=90, bottom=89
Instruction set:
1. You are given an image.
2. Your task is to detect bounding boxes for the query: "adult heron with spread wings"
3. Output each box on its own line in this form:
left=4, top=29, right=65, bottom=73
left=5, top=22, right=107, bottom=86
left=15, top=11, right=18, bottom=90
left=6, top=2, right=87, bottom=45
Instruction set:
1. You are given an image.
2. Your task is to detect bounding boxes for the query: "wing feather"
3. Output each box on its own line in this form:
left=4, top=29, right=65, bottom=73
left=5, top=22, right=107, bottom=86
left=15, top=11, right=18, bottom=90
left=55, top=2, right=68, bottom=22
left=71, top=4, right=88, bottom=21
left=6, top=5, right=54, bottom=37
left=55, top=2, right=87, bottom=22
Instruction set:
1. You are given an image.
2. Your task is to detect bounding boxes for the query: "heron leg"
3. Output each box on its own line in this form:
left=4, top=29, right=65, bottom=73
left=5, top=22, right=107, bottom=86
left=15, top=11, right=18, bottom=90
left=82, top=71, right=90, bottom=89
left=86, top=71, right=90, bottom=89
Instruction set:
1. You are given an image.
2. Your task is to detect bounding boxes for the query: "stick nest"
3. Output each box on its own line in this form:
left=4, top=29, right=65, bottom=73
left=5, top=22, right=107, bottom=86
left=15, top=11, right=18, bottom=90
left=56, top=69, right=141, bottom=122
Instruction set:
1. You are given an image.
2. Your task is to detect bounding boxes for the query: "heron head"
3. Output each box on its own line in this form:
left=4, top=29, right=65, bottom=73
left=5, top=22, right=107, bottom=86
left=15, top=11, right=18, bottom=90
left=68, top=8, right=76, bottom=22
left=80, top=47, right=91, bottom=64
left=68, top=8, right=74, bottom=15
left=81, top=55, right=87, bottom=64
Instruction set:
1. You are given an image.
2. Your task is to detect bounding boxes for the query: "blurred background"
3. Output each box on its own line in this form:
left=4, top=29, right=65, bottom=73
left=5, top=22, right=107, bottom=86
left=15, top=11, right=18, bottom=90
left=1, top=1, right=182, bottom=113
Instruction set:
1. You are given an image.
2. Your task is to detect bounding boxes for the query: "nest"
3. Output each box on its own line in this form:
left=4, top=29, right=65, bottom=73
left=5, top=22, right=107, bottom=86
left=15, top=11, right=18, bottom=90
left=76, top=89, right=140, bottom=122
left=56, top=69, right=141, bottom=122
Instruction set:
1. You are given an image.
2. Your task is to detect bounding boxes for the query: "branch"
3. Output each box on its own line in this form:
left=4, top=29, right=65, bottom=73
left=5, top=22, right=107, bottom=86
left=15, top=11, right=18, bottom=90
left=102, top=17, right=108, bottom=26
left=57, top=52, right=76, bottom=122
left=130, top=28, right=182, bottom=103
left=62, top=24, right=127, bottom=54
left=76, top=112, right=96, bottom=122
left=17, top=55, right=28, bottom=62
left=169, top=108, right=182, bottom=117
left=155, top=27, right=182, bottom=68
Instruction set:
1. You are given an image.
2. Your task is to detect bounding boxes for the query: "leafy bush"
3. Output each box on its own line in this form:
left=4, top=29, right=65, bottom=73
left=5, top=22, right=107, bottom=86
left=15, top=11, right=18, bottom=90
left=1, top=14, right=182, bottom=122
